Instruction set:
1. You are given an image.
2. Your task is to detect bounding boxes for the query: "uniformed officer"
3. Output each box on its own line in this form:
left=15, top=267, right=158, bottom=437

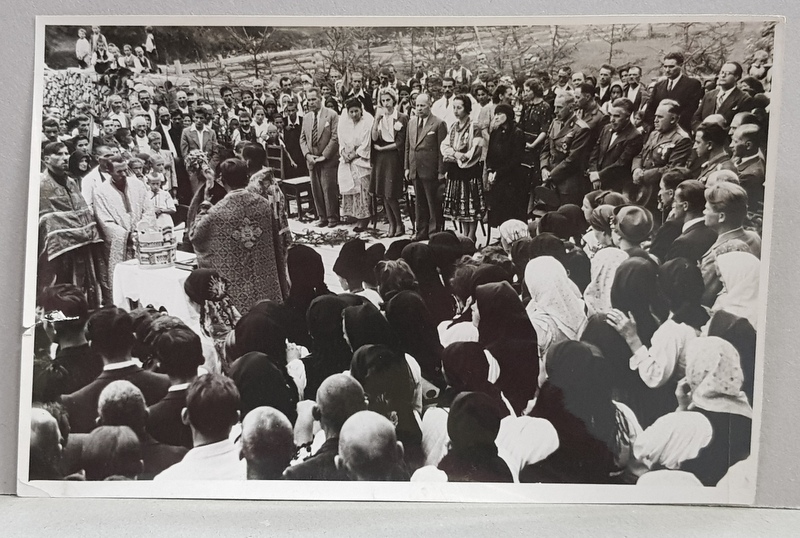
left=576, top=82, right=609, bottom=149
left=631, top=99, right=692, bottom=217
left=541, top=92, right=591, bottom=206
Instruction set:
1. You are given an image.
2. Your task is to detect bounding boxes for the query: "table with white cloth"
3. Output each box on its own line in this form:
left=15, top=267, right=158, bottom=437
left=112, top=249, right=197, bottom=324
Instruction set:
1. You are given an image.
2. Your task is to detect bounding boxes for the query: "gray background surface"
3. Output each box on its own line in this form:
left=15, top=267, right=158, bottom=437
left=2, top=0, right=798, bottom=532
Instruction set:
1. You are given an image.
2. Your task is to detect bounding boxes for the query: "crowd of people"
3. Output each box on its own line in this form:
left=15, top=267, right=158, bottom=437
left=31, top=25, right=770, bottom=486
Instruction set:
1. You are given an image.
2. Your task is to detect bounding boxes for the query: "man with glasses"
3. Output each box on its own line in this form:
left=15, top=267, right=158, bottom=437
left=643, top=52, right=703, bottom=133
left=692, top=61, right=753, bottom=130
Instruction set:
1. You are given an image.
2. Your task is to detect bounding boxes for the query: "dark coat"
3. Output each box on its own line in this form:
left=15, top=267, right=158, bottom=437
left=643, top=75, right=704, bottom=133
left=588, top=122, right=644, bottom=193
left=666, top=220, right=718, bottom=264
left=692, top=87, right=754, bottom=130
left=146, top=388, right=193, bottom=449
left=486, top=125, right=528, bottom=226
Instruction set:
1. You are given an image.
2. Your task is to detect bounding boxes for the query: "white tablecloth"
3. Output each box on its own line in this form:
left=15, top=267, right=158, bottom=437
left=112, top=250, right=196, bottom=323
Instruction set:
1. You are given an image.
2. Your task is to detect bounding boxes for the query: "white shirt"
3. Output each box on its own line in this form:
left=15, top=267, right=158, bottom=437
left=667, top=74, right=682, bottom=92
left=103, top=359, right=137, bottom=371
left=158, top=122, right=179, bottom=158
left=154, top=438, right=246, bottom=481
left=630, top=318, right=699, bottom=389
left=190, top=124, right=211, bottom=151
left=81, top=165, right=108, bottom=211
left=134, top=134, right=150, bottom=154
left=431, top=95, right=456, bottom=129
left=626, top=84, right=641, bottom=103
left=108, top=110, right=129, bottom=129
left=716, top=87, right=734, bottom=109
left=682, top=216, right=705, bottom=234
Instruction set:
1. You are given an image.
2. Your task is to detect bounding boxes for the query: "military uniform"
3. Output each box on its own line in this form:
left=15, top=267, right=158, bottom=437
left=578, top=105, right=609, bottom=149
left=541, top=114, right=591, bottom=206
left=630, top=126, right=692, bottom=212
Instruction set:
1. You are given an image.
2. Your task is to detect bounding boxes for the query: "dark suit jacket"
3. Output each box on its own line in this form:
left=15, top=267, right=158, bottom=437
left=282, top=437, right=348, bottom=481
left=736, top=155, right=766, bottom=211
left=666, top=220, right=718, bottom=263
left=61, top=365, right=170, bottom=434
left=692, top=87, right=754, bottom=130
left=146, top=387, right=193, bottom=449
left=623, top=84, right=645, bottom=112
left=405, top=113, right=448, bottom=181
left=643, top=75, right=704, bottom=133
left=139, top=436, right=188, bottom=480
left=596, top=84, right=613, bottom=106
left=588, top=122, right=644, bottom=192
left=345, top=90, right=375, bottom=116
left=156, top=122, right=184, bottom=159
left=299, top=107, right=339, bottom=165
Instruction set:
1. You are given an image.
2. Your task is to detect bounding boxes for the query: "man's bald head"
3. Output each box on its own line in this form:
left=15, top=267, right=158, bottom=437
left=700, top=113, right=728, bottom=131
left=240, top=406, right=295, bottom=480
left=315, top=374, right=367, bottom=435
left=335, top=411, right=404, bottom=481
left=415, top=93, right=432, bottom=118
left=29, top=408, right=63, bottom=479
left=97, top=380, right=148, bottom=437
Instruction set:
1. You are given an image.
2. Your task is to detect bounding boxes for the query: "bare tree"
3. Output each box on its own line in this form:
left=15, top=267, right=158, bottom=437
left=530, top=25, right=580, bottom=76
left=589, top=24, right=640, bottom=65
left=667, top=22, right=739, bottom=76
left=225, top=26, right=275, bottom=78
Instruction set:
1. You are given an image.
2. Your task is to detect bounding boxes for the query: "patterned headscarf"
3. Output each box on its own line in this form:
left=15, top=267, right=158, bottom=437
left=524, top=256, right=587, bottom=341
left=684, top=336, right=753, bottom=418
left=184, top=268, right=242, bottom=369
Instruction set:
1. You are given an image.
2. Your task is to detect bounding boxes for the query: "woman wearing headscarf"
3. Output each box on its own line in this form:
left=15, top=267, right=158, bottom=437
left=485, top=103, right=527, bottom=228
left=371, top=87, right=409, bottom=237
left=334, top=238, right=382, bottom=306
left=557, top=204, right=588, bottom=246
left=633, top=337, right=753, bottom=486
left=608, top=258, right=706, bottom=394
left=350, top=344, right=424, bottom=473
left=524, top=257, right=587, bottom=383
left=497, top=219, right=529, bottom=255
left=401, top=242, right=455, bottom=324
left=537, top=211, right=572, bottom=241
left=301, top=294, right=363, bottom=400
left=436, top=392, right=514, bottom=482
left=338, top=98, right=374, bottom=233
left=583, top=207, right=629, bottom=316
left=711, top=251, right=760, bottom=328
left=343, top=301, right=424, bottom=412
left=473, top=281, right=539, bottom=415
left=607, top=257, right=667, bottom=348
left=706, top=310, right=757, bottom=405
left=384, top=290, right=446, bottom=388
left=580, top=314, right=664, bottom=428
left=417, top=343, right=558, bottom=481
left=283, top=244, right=332, bottom=349
left=229, top=351, right=298, bottom=424
left=428, top=231, right=465, bottom=291
left=437, top=260, right=500, bottom=347
left=522, top=341, right=642, bottom=484
left=69, top=149, right=93, bottom=182
left=581, top=192, right=628, bottom=255
left=583, top=204, right=616, bottom=259
left=442, top=95, right=485, bottom=241
left=234, top=300, right=303, bottom=405
left=183, top=268, right=241, bottom=375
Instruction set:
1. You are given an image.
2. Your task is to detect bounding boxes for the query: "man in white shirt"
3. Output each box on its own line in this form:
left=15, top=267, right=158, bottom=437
left=137, top=89, right=158, bottom=130
left=624, top=65, right=645, bottom=112
left=431, top=77, right=457, bottom=128
left=175, top=90, right=192, bottom=118
left=445, top=52, right=473, bottom=86
left=81, top=145, right=119, bottom=210
left=155, top=374, right=246, bottom=480
left=131, top=116, right=151, bottom=154
left=240, top=407, right=295, bottom=480
left=107, top=95, right=130, bottom=129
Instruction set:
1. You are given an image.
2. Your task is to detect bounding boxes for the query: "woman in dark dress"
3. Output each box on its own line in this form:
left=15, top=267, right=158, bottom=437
left=371, top=87, right=409, bottom=237
left=520, top=79, right=553, bottom=218
left=485, top=103, right=528, bottom=228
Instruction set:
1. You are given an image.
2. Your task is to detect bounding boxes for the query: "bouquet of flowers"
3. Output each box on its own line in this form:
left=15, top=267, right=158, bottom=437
left=184, top=149, right=210, bottom=173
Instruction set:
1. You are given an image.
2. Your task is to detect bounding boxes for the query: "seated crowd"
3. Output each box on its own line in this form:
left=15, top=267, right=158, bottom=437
left=31, top=29, right=768, bottom=485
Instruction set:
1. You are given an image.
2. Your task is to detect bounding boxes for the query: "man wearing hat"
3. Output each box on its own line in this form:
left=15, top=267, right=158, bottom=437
left=631, top=99, right=692, bottom=220
left=611, top=204, right=655, bottom=258
left=540, top=92, right=592, bottom=206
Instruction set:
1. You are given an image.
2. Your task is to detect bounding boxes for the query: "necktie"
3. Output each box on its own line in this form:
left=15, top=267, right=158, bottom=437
left=312, top=113, right=318, bottom=145
left=716, top=92, right=725, bottom=112
left=445, top=97, right=450, bottom=108
left=417, top=117, right=424, bottom=142
left=667, top=80, right=673, bottom=92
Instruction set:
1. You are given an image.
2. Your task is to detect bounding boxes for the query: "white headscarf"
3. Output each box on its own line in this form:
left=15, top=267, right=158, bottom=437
left=524, top=256, right=587, bottom=340
left=713, top=251, right=760, bottom=327
left=634, top=411, right=713, bottom=470
left=583, top=247, right=628, bottom=316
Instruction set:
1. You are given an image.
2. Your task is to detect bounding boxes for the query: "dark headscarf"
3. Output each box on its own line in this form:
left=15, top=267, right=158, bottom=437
left=69, top=150, right=92, bottom=179
left=401, top=242, right=455, bottom=323
left=284, top=244, right=331, bottom=348
left=708, top=310, right=757, bottom=405
left=334, top=238, right=367, bottom=281
left=229, top=352, right=298, bottom=424
left=557, top=204, right=588, bottom=244
left=343, top=301, right=399, bottom=352
left=610, top=257, right=666, bottom=346
left=474, top=281, right=539, bottom=415
left=658, top=257, right=709, bottom=331
left=301, top=295, right=358, bottom=399
left=385, top=238, right=413, bottom=261
left=363, top=243, right=386, bottom=287
left=441, top=342, right=505, bottom=411
left=350, top=344, right=423, bottom=461
left=234, top=300, right=288, bottom=361
left=385, top=291, right=445, bottom=387
left=588, top=204, right=615, bottom=235
left=437, top=392, right=513, bottom=483
left=580, top=313, right=669, bottom=428
left=562, top=245, right=592, bottom=294
left=538, top=212, right=572, bottom=241
left=474, top=281, right=536, bottom=346
left=428, top=232, right=463, bottom=288
left=526, top=341, right=621, bottom=483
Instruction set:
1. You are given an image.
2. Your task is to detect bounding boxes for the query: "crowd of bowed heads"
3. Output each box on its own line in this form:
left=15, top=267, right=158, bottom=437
left=31, top=26, right=768, bottom=485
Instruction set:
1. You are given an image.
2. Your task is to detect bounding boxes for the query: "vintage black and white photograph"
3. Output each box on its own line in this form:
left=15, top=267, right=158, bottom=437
left=19, top=15, right=780, bottom=503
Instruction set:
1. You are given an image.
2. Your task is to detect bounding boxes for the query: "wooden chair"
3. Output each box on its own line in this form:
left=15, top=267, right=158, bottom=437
left=267, top=143, right=315, bottom=221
